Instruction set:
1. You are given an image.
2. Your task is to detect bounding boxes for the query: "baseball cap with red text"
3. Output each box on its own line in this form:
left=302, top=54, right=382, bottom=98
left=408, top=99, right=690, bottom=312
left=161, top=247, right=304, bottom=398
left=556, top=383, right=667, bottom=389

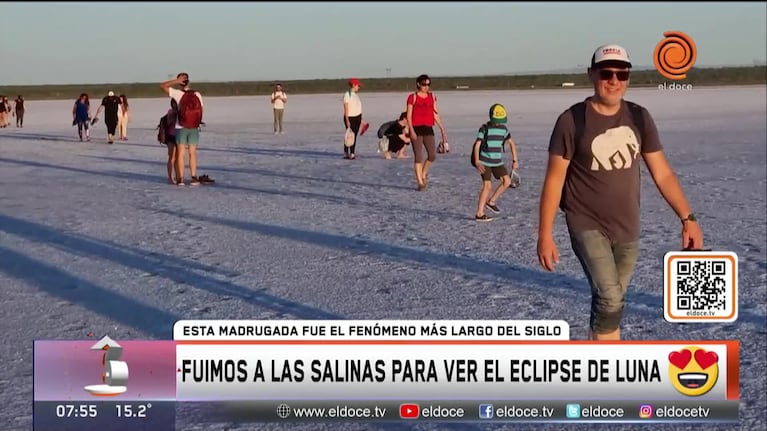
left=590, top=44, right=632, bottom=68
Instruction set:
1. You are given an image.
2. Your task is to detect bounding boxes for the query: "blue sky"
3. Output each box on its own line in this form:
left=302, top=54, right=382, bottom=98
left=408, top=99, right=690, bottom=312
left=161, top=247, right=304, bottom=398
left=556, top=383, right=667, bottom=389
left=1, top=2, right=765, bottom=85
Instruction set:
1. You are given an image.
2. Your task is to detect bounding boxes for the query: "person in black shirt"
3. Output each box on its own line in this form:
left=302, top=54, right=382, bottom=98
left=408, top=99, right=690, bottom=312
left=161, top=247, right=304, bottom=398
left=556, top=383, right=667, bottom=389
left=93, top=90, right=122, bottom=144
left=382, top=112, right=411, bottom=159
left=14, top=95, right=25, bottom=128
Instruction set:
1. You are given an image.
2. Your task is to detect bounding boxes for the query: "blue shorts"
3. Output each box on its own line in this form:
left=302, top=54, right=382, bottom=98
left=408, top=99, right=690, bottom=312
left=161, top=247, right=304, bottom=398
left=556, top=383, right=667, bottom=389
left=175, top=128, right=200, bottom=146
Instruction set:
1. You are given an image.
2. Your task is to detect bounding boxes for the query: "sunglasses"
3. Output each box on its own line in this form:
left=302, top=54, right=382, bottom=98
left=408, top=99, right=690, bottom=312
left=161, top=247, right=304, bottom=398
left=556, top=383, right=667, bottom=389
left=419, top=82, right=431, bottom=86
left=598, top=70, right=630, bottom=81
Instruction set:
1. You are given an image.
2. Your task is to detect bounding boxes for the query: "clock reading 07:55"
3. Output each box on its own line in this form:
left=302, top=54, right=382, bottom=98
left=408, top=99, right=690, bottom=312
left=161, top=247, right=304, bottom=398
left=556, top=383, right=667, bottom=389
left=55, top=404, right=97, bottom=418
left=116, top=403, right=153, bottom=418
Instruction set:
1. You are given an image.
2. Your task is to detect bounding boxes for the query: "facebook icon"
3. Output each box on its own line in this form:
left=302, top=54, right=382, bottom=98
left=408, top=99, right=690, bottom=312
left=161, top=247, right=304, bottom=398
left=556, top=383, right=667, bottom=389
left=479, top=404, right=494, bottom=419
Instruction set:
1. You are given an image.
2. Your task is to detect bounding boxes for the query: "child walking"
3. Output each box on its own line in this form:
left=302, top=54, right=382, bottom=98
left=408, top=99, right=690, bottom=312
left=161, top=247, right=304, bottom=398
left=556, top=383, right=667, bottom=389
left=472, top=103, right=519, bottom=222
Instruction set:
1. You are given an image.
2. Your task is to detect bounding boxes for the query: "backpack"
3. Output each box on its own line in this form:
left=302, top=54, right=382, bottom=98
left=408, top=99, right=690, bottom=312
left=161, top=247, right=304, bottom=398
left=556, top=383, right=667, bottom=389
left=568, top=99, right=646, bottom=147
left=469, top=124, right=490, bottom=167
left=377, top=120, right=397, bottom=139
left=157, top=114, right=169, bottom=144
left=178, top=90, right=203, bottom=129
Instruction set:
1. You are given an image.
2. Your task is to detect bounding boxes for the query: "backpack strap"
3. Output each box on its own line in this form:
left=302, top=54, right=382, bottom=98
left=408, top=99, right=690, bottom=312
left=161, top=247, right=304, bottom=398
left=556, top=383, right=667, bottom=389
left=626, top=101, right=646, bottom=144
left=569, top=101, right=587, bottom=146
left=480, top=123, right=489, bottom=149
left=570, top=100, right=646, bottom=146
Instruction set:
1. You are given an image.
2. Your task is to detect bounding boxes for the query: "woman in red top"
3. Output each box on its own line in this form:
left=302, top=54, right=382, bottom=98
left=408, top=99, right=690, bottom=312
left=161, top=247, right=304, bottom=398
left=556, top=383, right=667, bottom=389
left=406, top=74, right=448, bottom=191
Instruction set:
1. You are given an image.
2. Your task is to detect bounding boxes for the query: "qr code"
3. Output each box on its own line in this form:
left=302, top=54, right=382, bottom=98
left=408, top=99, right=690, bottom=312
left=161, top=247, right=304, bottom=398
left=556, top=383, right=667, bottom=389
left=664, top=252, right=738, bottom=323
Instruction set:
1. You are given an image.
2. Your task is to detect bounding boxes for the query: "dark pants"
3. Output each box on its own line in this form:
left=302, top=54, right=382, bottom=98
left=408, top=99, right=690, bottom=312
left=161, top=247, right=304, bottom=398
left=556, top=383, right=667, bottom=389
left=343, top=115, right=362, bottom=155
left=106, top=116, right=118, bottom=135
left=16, top=110, right=24, bottom=127
left=76, top=121, right=89, bottom=138
left=387, top=135, right=407, bottom=153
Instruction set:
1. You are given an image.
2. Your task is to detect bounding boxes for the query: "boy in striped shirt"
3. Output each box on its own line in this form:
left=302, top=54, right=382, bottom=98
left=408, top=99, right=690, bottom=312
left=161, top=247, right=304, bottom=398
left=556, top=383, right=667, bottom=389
left=472, top=103, right=519, bottom=222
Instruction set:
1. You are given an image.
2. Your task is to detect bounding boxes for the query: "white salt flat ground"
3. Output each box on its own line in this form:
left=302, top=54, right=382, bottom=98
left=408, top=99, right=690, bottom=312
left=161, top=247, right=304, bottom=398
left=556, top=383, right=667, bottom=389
left=0, top=86, right=765, bottom=431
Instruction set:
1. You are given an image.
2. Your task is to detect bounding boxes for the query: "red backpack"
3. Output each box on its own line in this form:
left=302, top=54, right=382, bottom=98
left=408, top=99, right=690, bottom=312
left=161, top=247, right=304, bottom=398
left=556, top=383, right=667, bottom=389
left=178, top=90, right=203, bottom=128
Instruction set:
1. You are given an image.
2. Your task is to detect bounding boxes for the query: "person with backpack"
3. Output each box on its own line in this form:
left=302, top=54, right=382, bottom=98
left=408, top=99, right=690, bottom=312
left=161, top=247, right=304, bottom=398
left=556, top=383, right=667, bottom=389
left=406, top=74, right=448, bottom=191
left=471, top=103, right=519, bottom=222
left=160, top=72, right=205, bottom=186
left=537, top=44, right=703, bottom=341
left=157, top=99, right=179, bottom=184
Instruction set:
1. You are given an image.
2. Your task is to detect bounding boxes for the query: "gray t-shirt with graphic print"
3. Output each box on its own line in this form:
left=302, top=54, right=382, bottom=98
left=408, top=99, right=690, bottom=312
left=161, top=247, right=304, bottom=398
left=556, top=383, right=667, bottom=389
left=548, top=98, right=663, bottom=243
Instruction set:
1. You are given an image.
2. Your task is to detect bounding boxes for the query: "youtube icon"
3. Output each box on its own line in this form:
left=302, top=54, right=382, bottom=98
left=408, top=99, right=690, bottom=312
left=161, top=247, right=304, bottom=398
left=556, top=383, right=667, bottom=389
left=399, top=403, right=420, bottom=419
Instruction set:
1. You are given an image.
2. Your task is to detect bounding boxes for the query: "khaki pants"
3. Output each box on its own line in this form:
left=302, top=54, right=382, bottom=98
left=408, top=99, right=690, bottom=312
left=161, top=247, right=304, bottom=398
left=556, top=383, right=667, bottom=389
left=117, top=113, right=129, bottom=138
left=273, top=108, right=284, bottom=133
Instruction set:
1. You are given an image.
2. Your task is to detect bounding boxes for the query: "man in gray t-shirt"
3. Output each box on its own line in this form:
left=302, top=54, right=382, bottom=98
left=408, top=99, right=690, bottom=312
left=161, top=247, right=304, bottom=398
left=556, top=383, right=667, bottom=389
left=536, top=44, right=704, bottom=341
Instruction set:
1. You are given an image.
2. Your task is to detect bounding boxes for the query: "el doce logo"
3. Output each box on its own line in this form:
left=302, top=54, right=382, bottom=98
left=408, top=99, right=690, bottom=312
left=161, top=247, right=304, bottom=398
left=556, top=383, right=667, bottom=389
left=654, top=31, right=697, bottom=80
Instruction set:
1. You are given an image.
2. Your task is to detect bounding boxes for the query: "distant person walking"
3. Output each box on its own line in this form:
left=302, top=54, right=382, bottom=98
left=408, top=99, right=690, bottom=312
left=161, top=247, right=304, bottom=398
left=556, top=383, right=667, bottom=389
left=406, top=74, right=448, bottom=190
left=14, top=95, right=25, bottom=128
left=271, top=83, right=287, bottom=134
left=0, top=96, right=7, bottom=128
left=72, top=93, right=91, bottom=141
left=4, top=97, right=11, bottom=127
left=341, top=78, right=369, bottom=160
left=117, top=94, right=130, bottom=140
left=5, top=97, right=12, bottom=127
left=93, top=90, right=122, bottom=144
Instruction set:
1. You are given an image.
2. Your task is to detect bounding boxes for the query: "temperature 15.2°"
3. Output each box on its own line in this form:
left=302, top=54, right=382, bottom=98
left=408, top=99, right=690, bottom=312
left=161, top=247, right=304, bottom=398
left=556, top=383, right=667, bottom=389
left=115, top=403, right=152, bottom=418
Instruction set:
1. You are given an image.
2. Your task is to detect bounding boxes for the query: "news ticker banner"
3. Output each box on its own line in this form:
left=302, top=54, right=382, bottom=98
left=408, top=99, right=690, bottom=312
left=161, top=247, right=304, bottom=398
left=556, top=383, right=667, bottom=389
left=188, top=399, right=739, bottom=423
left=34, top=320, right=739, bottom=429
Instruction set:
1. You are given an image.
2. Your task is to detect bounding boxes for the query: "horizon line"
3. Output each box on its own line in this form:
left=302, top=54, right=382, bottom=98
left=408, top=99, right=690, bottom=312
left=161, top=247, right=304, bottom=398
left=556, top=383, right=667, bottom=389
left=2, top=63, right=764, bottom=88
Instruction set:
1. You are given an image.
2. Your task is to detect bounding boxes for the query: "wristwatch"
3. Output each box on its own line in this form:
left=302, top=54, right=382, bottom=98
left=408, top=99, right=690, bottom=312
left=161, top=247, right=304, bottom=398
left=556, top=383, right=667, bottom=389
left=681, top=213, right=697, bottom=224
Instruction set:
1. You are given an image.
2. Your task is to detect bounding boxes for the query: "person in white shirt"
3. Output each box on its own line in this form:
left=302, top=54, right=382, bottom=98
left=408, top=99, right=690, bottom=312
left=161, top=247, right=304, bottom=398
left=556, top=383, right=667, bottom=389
left=271, top=83, right=287, bottom=134
left=342, top=78, right=369, bottom=159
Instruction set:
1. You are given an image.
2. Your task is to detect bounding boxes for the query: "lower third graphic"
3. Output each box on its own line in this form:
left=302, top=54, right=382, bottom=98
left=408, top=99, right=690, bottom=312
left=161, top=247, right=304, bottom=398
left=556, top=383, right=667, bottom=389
left=83, top=335, right=129, bottom=396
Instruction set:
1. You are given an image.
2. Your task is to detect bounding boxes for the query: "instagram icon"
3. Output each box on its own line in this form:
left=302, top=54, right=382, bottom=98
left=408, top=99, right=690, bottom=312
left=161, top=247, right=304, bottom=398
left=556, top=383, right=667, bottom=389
left=639, top=404, right=654, bottom=419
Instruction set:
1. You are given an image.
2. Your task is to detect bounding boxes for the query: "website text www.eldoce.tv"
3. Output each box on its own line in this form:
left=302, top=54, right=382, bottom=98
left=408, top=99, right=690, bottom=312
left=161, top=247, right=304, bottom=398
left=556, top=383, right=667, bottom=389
left=288, top=404, right=387, bottom=419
